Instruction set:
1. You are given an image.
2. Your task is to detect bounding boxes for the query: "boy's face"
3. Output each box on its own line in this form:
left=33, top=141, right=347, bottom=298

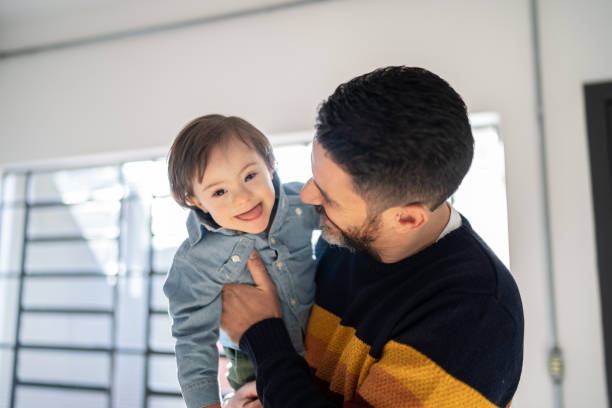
left=187, top=136, right=276, bottom=234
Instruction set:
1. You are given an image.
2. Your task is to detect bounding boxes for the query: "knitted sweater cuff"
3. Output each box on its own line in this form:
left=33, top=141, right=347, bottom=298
left=239, top=318, right=295, bottom=366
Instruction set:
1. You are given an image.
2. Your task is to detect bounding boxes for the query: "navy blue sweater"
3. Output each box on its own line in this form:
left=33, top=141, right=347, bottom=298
left=241, top=217, right=524, bottom=407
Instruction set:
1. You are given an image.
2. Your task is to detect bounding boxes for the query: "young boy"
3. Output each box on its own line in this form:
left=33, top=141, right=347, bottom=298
left=163, top=114, right=319, bottom=408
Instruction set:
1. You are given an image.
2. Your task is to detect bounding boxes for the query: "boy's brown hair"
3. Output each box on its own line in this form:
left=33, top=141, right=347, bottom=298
left=168, top=114, right=275, bottom=209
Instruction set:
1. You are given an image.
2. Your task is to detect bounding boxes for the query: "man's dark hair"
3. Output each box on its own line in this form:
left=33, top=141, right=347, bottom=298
left=315, top=66, right=473, bottom=212
left=167, top=114, right=274, bottom=209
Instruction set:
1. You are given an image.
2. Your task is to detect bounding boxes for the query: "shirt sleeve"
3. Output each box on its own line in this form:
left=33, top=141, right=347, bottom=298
left=164, top=256, right=223, bottom=408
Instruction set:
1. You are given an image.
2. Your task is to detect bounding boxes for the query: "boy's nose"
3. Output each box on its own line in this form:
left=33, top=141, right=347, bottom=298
left=233, top=187, right=253, bottom=207
left=300, top=178, right=320, bottom=205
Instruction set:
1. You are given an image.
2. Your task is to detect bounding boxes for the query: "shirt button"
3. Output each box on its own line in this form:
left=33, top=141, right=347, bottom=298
left=290, top=298, right=297, bottom=306
left=295, top=207, right=303, bottom=216
left=276, top=261, right=284, bottom=268
left=270, top=237, right=276, bottom=245
left=231, top=255, right=241, bottom=263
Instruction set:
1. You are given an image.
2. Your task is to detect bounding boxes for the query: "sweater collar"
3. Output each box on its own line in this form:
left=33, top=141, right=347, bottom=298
left=356, top=213, right=471, bottom=273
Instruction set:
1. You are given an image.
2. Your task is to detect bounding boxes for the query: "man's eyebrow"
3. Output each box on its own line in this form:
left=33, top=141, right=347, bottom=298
left=312, top=178, right=335, bottom=204
left=202, top=161, right=257, bottom=191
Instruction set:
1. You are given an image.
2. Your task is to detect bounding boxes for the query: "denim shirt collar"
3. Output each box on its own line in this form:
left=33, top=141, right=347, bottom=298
left=186, top=171, right=288, bottom=246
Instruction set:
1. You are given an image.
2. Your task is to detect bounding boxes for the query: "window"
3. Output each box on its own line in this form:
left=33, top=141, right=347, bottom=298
left=454, top=113, right=510, bottom=267
left=0, top=117, right=509, bottom=408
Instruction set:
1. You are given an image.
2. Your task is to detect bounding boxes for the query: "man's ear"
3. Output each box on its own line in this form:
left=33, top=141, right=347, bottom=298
left=186, top=196, right=208, bottom=213
left=393, top=203, right=430, bottom=232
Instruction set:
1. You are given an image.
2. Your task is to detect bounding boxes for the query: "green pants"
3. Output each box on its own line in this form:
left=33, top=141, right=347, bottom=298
left=223, top=347, right=255, bottom=390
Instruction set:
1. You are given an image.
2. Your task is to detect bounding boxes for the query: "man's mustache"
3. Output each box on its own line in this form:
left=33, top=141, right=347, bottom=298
left=315, top=205, right=326, bottom=216
left=315, top=205, right=341, bottom=231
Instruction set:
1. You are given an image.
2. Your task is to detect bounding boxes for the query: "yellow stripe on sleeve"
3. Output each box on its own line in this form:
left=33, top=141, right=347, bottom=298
left=359, top=340, right=497, bottom=408
left=306, top=304, right=341, bottom=342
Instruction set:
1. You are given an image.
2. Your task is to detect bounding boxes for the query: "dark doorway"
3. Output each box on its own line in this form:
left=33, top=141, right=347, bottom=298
left=585, top=81, right=612, bottom=406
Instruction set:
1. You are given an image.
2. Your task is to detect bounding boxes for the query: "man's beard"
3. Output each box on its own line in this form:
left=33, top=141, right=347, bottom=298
left=315, top=205, right=381, bottom=252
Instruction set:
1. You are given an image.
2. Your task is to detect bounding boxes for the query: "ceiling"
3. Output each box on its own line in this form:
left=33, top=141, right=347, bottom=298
left=0, top=0, right=317, bottom=54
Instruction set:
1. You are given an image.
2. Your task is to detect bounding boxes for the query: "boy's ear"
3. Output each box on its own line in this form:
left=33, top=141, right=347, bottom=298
left=186, top=196, right=208, bottom=213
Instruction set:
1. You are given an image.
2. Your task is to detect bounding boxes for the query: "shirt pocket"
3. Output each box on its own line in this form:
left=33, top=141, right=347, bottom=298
left=210, top=238, right=255, bottom=283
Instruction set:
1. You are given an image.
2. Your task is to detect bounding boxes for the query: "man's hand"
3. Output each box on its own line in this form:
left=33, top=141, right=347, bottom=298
left=220, top=250, right=282, bottom=345
left=222, top=382, right=262, bottom=408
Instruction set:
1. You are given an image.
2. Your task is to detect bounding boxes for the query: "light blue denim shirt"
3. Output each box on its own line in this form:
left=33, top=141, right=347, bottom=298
left=163, top=174, right=319, bottom=408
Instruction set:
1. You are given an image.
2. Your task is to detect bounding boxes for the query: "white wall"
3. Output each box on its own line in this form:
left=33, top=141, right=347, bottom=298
left=0, top=0, right=609, bottom=406
left=538, top=0, right=612, bottom=406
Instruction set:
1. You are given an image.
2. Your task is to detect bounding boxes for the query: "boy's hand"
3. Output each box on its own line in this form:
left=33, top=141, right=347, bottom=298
left=220, top=250, right=282, bottom=345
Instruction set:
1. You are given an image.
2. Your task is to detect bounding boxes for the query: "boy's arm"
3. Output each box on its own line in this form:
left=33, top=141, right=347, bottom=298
left=164, top=257, right=224, bottom=408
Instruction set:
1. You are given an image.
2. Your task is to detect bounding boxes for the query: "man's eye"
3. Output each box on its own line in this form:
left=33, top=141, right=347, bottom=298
left=245, top=172, right=257, bottom=182
left=322, top=196, right=335, bottom=207
left=213, top=189, right=226, bottom=197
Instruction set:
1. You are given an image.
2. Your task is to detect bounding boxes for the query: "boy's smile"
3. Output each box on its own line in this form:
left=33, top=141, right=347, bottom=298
left=235, top=202, right=264, bottom=221
left=187, top=135, right=276, bottom=234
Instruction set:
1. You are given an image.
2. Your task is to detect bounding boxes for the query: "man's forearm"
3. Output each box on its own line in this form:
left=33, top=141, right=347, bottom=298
left=239, top=318, right=336, bottom=408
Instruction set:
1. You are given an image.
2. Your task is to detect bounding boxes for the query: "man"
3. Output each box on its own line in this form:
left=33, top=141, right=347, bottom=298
left=220, top=66, right=524, bottom=407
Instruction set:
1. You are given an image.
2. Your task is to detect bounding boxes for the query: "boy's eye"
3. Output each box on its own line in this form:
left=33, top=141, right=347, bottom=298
left=213, top=189, right=226, bottom=197
left=244, top=172, right=257, bottom=182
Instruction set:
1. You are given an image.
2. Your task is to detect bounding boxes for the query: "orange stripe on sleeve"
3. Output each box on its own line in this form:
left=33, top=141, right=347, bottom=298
left=358, top=364, right=424, bottom=408
left=305, top=305, right=376, bottom=399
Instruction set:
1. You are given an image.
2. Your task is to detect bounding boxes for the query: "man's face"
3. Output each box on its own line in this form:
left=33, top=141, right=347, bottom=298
left=300, top=141, right=381, bottom=251
left=187, top=137, right=276, bottom=234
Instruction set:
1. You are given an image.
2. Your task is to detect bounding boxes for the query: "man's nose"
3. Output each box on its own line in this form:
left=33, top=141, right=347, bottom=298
left=300, top=178, right=320, bottom=205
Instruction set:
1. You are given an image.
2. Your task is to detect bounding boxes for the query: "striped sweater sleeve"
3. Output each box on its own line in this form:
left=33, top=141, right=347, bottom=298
left=240, top=318, right=343, bottom=408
